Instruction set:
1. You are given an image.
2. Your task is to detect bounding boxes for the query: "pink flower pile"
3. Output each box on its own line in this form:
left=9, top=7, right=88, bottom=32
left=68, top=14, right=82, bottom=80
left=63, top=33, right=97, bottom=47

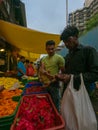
left=15, top=95, right=56, bottom=130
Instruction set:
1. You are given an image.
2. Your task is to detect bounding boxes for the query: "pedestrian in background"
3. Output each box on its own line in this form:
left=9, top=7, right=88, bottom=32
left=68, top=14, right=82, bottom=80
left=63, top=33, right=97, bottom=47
left=26, top=60, right=35, bottom=76
left=17, top=56, right=26, bottom=79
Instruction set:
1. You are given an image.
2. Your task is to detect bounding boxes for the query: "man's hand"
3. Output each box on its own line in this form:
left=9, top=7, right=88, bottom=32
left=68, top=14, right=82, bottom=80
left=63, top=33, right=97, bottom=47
left=55, top=74, right=64, bottom=80
left=45, top=72, right=54, bottom=80
left=63, top=74, right=71, bottom=83
left=55, top=74, right=71, bottom=83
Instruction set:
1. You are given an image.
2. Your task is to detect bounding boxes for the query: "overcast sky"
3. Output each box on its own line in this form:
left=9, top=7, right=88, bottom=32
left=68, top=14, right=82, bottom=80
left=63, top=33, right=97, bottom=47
left=21, top=0, right=85, bottom=34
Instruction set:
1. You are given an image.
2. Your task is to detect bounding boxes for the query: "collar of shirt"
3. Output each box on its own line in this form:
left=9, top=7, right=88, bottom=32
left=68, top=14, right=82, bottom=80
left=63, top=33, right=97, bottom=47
left=69, top=44, right=84, bottom=54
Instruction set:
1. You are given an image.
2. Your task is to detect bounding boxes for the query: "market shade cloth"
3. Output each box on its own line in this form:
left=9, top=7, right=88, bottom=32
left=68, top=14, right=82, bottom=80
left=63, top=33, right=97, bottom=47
left=0, top=20, right=60, bottom=60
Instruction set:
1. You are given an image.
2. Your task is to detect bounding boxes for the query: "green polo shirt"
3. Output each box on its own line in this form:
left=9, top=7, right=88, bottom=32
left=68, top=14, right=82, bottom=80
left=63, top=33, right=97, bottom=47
left=40, top=54, right=65, bottom=84
left=42, top=53, right=65, bottom=75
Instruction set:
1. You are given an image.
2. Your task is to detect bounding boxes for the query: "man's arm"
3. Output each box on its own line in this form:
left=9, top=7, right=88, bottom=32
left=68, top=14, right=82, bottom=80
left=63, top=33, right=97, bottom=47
left=58, top=55, right=65, bottom=74
left=18, top=68, right=25, bottom=75
left=77, top=47, right=98, bottom=85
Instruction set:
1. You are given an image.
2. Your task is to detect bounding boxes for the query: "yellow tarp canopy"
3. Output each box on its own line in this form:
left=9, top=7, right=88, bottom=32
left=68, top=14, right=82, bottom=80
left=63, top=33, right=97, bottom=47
left=0, top=20, right=60, bottom=60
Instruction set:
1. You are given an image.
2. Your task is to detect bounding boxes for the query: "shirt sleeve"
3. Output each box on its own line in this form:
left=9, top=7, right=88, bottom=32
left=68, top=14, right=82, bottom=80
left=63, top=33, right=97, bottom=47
left=17, top=62, right=22, bottom=69
left=58, top=55, right=65, bottom=67
left=74, top=47, right=98, bottom=89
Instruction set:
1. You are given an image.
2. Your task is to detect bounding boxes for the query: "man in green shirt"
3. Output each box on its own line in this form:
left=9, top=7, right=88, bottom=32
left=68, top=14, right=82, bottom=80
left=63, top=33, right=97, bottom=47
left=39, top=40, right=65, bottom=112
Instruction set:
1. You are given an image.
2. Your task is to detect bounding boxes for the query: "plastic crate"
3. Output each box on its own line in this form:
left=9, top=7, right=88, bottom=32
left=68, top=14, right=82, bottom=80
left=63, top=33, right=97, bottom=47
left=0, top=116, right=14, bottom=124
left=23, top=82, right=47, bottom=95
left=20, top=79, right=28, bottom=85
left=27, top=76, right=39, bottom=82
left=0, top=97, right=22, bottom=130
left=0, top=105, right=17, bottom=122
left=26, top=81, right=43, bottom=86
left=0, top=122, right=12, bottom=130
left=12, top=95, right=21, bottom=102
left=21, top=77, right=39, bottom=85
left=11, top=93, right=65, bottom=130
left=0, top=96, right=21, bottom=124
left=23, top=86, right=47, bottom=95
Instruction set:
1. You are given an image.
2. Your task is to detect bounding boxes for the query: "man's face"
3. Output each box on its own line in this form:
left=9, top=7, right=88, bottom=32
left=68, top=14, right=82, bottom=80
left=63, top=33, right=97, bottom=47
left=46, top=45, right=55, bottom=56
left=22, top=58, right=25, bottom=63
left=64, top=36, right=78, bottom=50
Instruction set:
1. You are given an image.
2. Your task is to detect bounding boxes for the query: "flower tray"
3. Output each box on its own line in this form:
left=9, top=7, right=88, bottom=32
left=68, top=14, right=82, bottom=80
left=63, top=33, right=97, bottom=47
left=11, top=93, right=65, bottom=130
left=0, top=96, right=21, bottom=122
left=0, top=98, right=21, bottom=130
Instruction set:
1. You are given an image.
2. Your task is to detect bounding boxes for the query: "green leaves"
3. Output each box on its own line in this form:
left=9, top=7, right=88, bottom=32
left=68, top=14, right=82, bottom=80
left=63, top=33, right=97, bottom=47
left=86, top=13, right=98, bottom=31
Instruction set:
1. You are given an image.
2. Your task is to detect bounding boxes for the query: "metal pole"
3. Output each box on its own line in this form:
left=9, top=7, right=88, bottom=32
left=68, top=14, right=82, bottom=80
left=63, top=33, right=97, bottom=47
left=66, top=0, right=68, bottom=26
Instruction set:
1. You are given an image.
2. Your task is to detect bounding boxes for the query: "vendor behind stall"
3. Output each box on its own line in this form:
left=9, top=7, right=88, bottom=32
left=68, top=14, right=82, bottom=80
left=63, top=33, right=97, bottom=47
left=9, top=50, right=18, bottom=72
left=17, top=56, right=26, bottom=79
left=9, top=49, right=18, bottom=76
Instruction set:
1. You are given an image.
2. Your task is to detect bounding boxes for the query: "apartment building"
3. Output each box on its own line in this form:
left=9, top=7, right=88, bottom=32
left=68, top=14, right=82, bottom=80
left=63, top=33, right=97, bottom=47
left=0, top=0, right=27, bottom=27
left=68, top=0, right=98, bottom=32
left=84, top=0, right=94, bottom=7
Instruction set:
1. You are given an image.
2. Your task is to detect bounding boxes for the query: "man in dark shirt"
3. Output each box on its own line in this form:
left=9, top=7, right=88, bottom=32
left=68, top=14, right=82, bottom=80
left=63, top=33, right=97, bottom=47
left=56, top=25, right=98, bottom=94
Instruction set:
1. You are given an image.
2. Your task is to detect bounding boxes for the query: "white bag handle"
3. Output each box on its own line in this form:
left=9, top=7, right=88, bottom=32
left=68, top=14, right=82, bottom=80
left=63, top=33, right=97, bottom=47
left=68, top=73, right=85, bottom=91
left=61, top=73, right=97, bottom=130
left=68, top=74, right=74, bottom=89
left=80, top=73, right=85, bottom=88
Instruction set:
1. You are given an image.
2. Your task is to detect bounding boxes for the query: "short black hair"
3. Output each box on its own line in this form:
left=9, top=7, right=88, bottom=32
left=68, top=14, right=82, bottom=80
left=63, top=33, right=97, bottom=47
left=25, top=59, right=29, bottom=63
left=46, top=40, right=55, bottom=47
left=20, top=56, right=25, bottom=59
left=60, top=25, right=79, bottom=42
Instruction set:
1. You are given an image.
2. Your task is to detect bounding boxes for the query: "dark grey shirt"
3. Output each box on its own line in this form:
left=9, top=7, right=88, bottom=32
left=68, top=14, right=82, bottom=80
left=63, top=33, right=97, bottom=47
left=64, top=44, right=98, bottom=91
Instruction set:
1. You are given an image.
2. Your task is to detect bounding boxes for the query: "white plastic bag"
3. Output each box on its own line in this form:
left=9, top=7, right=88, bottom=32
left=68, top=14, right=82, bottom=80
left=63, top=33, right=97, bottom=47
left=21, top=75, right=28, bottom=79
left=9, top=82, right=20, bottom=90
left=61, top=74, right=97, bottom=130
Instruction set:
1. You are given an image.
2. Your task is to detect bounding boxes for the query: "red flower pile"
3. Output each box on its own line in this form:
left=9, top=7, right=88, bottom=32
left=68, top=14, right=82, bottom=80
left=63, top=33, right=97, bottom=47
left=15, top=95, right=57, bottom=130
